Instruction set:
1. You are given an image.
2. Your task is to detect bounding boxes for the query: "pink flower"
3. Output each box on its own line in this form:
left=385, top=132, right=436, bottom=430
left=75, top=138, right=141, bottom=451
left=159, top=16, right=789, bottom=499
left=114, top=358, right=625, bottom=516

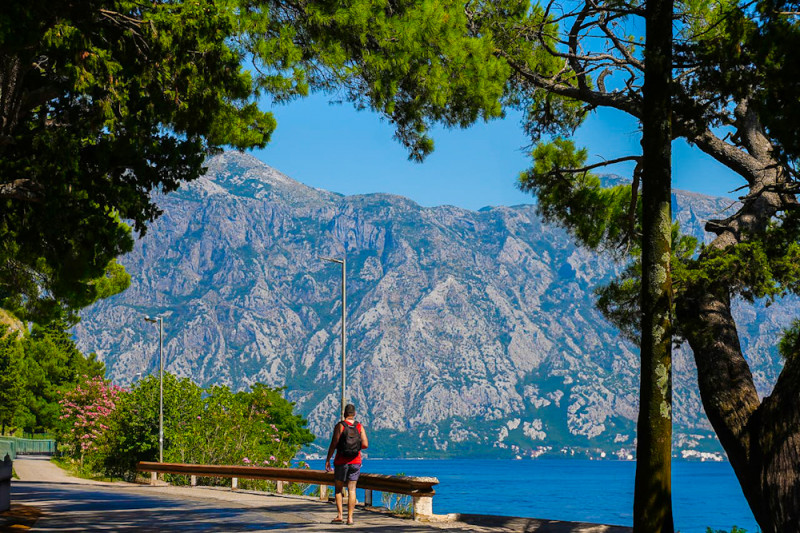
left=269, top=455, right=276, bottom=461
left=243, top=457, right=250, bottom=464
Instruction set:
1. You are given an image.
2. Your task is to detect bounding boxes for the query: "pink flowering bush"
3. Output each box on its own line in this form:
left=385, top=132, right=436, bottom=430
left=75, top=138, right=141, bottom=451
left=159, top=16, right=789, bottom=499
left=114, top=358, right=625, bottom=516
left=58, top=375, right=123, bottom=471
left=56, top=373, right=314, bottom=484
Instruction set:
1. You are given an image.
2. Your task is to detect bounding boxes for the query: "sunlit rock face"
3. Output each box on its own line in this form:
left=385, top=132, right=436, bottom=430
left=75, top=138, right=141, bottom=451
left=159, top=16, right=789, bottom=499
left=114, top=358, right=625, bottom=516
left=74, top=152, right=790, bottom=458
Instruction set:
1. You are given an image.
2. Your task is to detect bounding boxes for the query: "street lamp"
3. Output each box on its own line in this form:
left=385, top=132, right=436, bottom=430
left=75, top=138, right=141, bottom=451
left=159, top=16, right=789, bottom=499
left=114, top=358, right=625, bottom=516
left=320, top=255, right=346, bottom=420
left=144, top=315, right=164, bottom=463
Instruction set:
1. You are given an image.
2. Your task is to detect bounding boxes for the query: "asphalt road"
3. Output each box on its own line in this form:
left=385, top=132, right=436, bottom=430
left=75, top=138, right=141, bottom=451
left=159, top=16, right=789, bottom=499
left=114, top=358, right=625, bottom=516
left=12, top=481, right=293, bottom=531
left=5, top=457, right=631, bottom=533
left=7, top=457, right=480, bottom=532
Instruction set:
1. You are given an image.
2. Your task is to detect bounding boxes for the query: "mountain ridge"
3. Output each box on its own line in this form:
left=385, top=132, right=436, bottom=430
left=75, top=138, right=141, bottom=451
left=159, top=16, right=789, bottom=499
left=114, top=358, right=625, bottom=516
left=73, top=152, right=790, bottom=460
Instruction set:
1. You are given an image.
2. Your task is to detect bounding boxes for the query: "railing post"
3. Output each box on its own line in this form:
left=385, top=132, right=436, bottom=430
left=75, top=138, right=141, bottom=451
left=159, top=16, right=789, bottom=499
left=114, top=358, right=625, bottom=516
left=412, top=493, right=434, bottom=521
left=319, top=485, right=328, bottom=501
left=231, top=477, right=238, bottom=491
left=190, top=475, right=197, bottom=487
left=276, top=480, right=284, bottom=494
left=364, top=489, right=373, bottom=507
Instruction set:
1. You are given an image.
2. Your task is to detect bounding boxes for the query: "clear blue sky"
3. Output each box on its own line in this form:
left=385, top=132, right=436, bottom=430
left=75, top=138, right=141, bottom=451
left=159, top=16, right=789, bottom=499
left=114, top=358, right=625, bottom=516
left=252, top=93, right=744, bottom=211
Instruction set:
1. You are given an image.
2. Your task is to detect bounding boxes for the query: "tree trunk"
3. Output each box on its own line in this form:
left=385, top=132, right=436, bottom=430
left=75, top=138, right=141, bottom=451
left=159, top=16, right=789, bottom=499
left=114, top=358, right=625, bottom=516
left=677, top=284, right=800, bottom=532
left=634, top=0, right=675, bottom=529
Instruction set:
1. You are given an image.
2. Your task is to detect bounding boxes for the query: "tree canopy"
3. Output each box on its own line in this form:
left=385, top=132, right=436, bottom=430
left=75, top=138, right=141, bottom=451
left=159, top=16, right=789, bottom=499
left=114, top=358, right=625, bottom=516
left=0, top=319, right=105, bottom=434
left=0, top=0, right=509, bottom=322
left=465, top=0, right=798, bottom=530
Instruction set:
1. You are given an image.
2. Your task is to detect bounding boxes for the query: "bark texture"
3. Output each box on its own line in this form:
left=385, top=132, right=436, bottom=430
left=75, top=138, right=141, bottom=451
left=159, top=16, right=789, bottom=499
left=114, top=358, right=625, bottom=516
left=478, top=0, right=800, bottom=526
left=678, top=286, right=800, bottom=532
left=676, top=105, right=800, bottom=533
left=633, top=0, right=674, bottom=529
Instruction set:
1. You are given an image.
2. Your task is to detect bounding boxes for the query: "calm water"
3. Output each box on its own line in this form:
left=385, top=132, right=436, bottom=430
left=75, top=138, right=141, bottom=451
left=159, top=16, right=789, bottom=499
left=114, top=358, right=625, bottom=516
left=309, top=459, right=759, bottom=533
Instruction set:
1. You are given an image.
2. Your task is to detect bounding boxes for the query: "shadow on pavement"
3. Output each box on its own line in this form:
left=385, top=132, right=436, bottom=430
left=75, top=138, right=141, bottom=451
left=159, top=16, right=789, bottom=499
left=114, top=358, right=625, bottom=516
left=10, top=482, right=482, bottom=531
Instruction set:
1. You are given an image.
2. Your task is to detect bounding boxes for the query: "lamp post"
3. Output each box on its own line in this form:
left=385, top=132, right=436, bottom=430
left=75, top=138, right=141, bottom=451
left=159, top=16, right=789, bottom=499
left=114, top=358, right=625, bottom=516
left=144, top=315, right=164, bottom=463
left=320, top=255, right=346, bottom=420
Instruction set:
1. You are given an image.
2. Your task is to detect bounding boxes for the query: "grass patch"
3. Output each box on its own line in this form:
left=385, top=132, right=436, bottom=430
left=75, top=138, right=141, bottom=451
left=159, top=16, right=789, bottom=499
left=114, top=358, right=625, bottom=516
left=50, top=456, right=117, bottom=483
left=380, top=492, right=413, bottom=517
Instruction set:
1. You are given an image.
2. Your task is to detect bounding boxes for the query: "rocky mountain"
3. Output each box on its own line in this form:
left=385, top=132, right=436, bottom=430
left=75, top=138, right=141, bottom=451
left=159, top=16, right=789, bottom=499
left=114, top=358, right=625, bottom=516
left=73, top=152, right=793, bottom=459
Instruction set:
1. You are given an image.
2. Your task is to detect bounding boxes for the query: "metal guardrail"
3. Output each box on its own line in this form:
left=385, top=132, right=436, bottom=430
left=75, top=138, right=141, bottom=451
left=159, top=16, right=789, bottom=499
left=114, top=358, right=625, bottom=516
left=0, top=439, right=17, bottom=461
left=137, top=461, right=439, bottom=519
left=14, top=438, right=56, bottom=455
left=0, top=437, right=55, bottom=457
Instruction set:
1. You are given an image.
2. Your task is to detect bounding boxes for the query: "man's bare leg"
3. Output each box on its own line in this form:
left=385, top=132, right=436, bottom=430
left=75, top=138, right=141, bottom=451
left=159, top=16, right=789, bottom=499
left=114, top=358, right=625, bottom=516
left=333, top=480, right=344, bottom=522
left=346, top=480, right=357, bottom=524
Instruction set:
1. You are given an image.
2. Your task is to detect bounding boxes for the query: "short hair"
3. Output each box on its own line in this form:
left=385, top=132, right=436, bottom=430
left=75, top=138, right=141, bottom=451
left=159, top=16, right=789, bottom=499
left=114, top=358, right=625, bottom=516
left=343, top=404, right=356, bottom=417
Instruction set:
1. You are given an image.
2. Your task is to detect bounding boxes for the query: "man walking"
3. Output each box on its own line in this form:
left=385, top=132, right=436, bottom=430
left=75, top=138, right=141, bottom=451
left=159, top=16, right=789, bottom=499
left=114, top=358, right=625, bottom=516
left=325, top=403, right=368, bottom=525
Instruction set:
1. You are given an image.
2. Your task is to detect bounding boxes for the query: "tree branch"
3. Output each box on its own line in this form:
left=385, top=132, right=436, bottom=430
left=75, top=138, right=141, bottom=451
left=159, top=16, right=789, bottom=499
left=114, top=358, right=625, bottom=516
left=499, top=51, right=642, bottom=116
left=0, top=179, right=43, bottom=202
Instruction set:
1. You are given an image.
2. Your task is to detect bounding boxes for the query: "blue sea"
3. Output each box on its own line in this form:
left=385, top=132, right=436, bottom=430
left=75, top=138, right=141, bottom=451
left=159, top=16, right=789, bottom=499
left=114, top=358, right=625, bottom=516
left=309, top=459, right=759, bottom=533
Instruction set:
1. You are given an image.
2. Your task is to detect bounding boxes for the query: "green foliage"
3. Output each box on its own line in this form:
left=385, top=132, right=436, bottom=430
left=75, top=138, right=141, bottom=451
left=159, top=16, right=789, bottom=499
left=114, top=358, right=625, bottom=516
left=705, top=527, right=748, bottom=533
left=381, top=490, right=413, bottom=516
left=595, top=225, right=699, bottom=345
left=0, top=319, right=105, bottom=435
left=103, top=374, right=201, bottom=477
left=0, top=329, right=24, bottom=433
left=379, top=471, right=414, bottom=515
left=671, top=209, right=800, bottom=306
left=587, top=205, right=800, bottom=353
left=0, top=0, right=509, bottom=322
left=98, top=373, right=314, bottom=481
left=10, top=321, right=106, bottom=434
left=479, top=1, right=588, bottom=142
left=684, top=0, right=800, bottom=160
left=778, top=319, right=800, bottom=360
left=299, top=0, right=509, bottom=160
left=519, top=138, right=636, bottom=252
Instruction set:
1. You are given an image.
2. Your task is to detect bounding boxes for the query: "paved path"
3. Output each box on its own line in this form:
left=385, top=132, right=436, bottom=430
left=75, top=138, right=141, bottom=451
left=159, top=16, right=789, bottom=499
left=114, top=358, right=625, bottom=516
left=5, top=457, right=631, bottom=532
left=13, top=455, right=105, bottom=484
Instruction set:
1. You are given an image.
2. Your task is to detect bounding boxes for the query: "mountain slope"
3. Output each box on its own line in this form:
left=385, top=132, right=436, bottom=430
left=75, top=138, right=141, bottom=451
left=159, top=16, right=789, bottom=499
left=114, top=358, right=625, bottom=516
left=73, top=152, right=792, bottom=459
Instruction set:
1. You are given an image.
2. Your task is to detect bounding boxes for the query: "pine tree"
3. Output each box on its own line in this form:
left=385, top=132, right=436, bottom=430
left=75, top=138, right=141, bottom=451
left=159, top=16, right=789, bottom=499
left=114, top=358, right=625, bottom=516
left=0, top=331, right=23, bottom=435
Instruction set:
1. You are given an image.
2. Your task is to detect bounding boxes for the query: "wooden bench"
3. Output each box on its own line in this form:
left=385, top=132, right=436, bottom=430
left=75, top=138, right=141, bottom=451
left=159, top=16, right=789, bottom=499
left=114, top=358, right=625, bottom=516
left=136, top=461, right=439, bottom=520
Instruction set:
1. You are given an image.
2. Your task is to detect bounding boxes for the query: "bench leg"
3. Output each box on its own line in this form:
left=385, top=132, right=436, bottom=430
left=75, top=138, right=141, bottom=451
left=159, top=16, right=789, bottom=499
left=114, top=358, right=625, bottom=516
left=150, top=472, right=157, bottom=486
left=364, top=489, right=373, bottom=507
left=232, top=477, right=238, bottom=491
left=190, top=475, right=197, bottom=487
left=276, top=481, right=284, bottom=494
left=412, top=494, right=434, bottom=521
left=319, top=485, right=328, bottom=501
